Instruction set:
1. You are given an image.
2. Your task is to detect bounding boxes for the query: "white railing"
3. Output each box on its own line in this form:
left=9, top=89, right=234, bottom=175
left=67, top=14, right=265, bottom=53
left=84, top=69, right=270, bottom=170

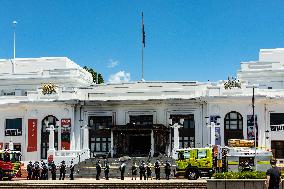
left=47, top=149, right=90, bottom=166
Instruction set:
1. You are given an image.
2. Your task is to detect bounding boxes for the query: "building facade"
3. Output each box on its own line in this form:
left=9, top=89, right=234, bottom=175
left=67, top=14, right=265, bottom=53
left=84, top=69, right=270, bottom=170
left=1, top=49, right=284, bottom=164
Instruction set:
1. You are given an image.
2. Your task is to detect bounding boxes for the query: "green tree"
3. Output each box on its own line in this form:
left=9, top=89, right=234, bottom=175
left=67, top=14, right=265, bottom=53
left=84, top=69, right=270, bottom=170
left=83, top=66, right=104, bottom=84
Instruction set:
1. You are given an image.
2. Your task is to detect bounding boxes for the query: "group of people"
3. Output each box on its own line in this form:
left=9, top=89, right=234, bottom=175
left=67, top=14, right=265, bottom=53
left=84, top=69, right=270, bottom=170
left=27, top=160, right=75, bottom=180
left=95, top=159, right=172, bottom=180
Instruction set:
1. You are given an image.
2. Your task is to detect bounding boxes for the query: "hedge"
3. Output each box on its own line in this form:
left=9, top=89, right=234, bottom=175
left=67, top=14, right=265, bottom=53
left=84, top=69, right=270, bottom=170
left=213, top=171, right=266, bottom=179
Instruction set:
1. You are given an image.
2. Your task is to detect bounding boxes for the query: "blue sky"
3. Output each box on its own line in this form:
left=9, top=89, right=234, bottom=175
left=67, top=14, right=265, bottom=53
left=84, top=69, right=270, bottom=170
left=1, top=1, right=284, bottom=83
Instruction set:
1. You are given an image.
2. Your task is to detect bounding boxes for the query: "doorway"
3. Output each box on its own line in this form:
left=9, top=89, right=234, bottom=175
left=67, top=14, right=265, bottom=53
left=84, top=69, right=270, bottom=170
left=129, top=135, right=151, bottom=156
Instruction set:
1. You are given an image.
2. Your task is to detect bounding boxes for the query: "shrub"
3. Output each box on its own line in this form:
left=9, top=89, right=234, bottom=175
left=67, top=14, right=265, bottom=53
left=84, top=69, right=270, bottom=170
left=213, top=171, right=266, bottom=179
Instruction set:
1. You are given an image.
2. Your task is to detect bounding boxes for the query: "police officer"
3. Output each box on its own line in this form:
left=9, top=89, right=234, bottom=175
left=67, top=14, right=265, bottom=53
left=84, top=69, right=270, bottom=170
left=69, top=161, right=75, bottom=180
left=33, top=161, right=40, bottom=180
left=154, top=160, right=161, bottom=180
left=41, top=161, right=48, bottom=180
left=119, top=161, right=126, bottom=180
left=131, top=162, right=138, bottom=180
left=96, top=160, right=102, bottom=180
left=50, top=161, right=57, bottom=180
left=104, top=161, right=110, bottom=180
left=27, top=161, right=33, bottom=180
left=165, top=160, right=171, bottom=180
left=59, top=160, right=66, bottom=180
left=139, top=161, right=146, bottom=180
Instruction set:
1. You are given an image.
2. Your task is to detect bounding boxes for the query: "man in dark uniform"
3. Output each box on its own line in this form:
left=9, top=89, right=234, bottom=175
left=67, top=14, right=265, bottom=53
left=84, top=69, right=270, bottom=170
left=104, top=161, right=110, bottom=180
left=165, top=160, right=171, bottom=180
left=69, top=161, right=75, bottom=180
left=265, top=158, right=282, bottom=189
left=33, top=161, right=40, bottom=180
left=96, top=160, right=102, bottom=180
left=139, top=161, right=146, bottom=180
left=154, top=160, right=161, bottom=180
left=131, top=162, right=138, bottom=180
left=119, top=161, right=126, bottom=180
left=59, top=160, right=66, bottom=180
left=50, top=161, right=57, bottom=180
left=27, top=161, right=33, bottom=180
left=41, top=161, right=48, bottom=180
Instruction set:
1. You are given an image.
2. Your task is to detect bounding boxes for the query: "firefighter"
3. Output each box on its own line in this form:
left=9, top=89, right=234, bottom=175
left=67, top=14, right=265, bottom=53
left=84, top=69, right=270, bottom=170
left=59, top=160, right=66, bottom=180
left=154, top=160, right=161, bottom=180
left=69, top=161, right=75, bottom=180
left=104, top=161, right=110, bottom=180
left=119, top=161, right=126, bottom=180
left=27, top=161, right=33, bottom=180
left=50, top=161, right=57, bottom=180
left=139, top=161, right=146, bottom=180
left=96, top=160, right=102, bottom=180
left=165, top=160, right=171, bottom=180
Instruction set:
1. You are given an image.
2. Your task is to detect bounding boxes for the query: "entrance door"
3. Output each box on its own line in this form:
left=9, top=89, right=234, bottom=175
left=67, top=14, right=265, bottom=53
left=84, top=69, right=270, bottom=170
left=41, top=115, right=59, bottom=159
left=129, top=135, right=151, bottom=156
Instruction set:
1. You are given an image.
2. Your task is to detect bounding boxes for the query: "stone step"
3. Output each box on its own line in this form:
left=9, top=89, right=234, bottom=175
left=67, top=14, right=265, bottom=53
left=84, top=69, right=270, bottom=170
left=1, top=180, right=207, bottom=189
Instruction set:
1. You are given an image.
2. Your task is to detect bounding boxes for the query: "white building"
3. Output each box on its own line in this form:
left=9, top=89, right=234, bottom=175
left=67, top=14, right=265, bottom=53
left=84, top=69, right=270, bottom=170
left=1, top=48, right=284, bottom=165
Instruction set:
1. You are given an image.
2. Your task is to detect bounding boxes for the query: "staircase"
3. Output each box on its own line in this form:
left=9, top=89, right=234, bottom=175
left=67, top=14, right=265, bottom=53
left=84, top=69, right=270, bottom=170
left=76, top=156, right=176, bottom=179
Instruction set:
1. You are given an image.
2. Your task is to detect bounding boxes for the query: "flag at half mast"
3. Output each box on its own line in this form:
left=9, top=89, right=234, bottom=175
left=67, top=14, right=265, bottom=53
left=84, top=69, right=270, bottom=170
left=142, top=12, right=145, bottom=47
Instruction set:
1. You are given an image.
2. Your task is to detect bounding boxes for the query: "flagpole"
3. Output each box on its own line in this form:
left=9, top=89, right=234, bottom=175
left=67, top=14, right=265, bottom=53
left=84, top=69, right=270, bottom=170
left=252, top=85, right=257, bottom=169
left=141, top=12, right=144, bottom=81
left=13, top=20, right=17, bottom=73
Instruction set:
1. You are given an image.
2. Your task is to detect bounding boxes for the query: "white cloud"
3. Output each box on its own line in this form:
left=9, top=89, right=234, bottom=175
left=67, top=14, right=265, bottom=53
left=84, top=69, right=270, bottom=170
left=108, top=71, right=131, bottom=84
left=107, top=59, right=119, bottom=68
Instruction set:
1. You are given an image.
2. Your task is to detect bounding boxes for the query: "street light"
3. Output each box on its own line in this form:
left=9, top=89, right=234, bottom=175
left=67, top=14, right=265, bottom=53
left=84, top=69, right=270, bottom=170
left=205, top=116, right=221, bottom=146
left=169, top=118, right=184, bottom=159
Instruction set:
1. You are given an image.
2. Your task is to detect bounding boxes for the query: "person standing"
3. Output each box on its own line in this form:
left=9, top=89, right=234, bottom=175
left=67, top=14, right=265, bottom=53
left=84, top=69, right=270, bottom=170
left=27, top=161, right=33, bottom=180
left=50, top=161, right=57, bottom=180
left=154, top=160, right=161, bottom=180
left=33, top=161, right=40, bottom=180
left=146, top=162, right=152, bottom=180
left=96, top=160, right=102, bottom=180
left=165, top=160, right=171, bottom=180
left=41, top=162, right=48, bottom=180
left=265, top=158, right=282, bottom=189
left=59, top=160, right=66, bottom=180
left=104, top=161, right=110, bottom=180
left=69, top=161, right=75, bottom=180
left=131, top=162, right=138, bottom=180
left=119, top=161, right=126, bottom=180
left=139, top=161, right=146, bottom=180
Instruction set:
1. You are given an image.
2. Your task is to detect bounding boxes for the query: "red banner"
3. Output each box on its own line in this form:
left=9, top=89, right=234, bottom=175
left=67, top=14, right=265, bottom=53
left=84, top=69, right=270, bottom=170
left=61, top=119, right=71, bottom=150
left=27, top=119, right=37, bottom=152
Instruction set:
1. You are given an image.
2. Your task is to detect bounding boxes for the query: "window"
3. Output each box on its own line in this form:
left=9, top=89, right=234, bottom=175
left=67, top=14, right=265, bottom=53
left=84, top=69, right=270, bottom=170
left=89, top=116, right=112, bottom=130
left=92, top=137, right=111, bottom=152
left=197, top=149, right=207, bottom=159
left=5, top=118, right=22, bottom=136
left=224, top=111, right=243, bottom=145
left=271, top=141, right=284, bottom=159
left=129, top=115, right=153, bottom=126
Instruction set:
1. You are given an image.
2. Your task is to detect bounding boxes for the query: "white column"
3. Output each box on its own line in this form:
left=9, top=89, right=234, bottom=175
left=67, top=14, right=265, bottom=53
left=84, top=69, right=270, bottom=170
left=83, top=126, right=89, bottom=150
left=74, top=106, right=81, bottom=150
left=210, top=122, right=215, bottom=146
left=70, top=131, right=76, bottom=150
left=48, top=125, right=55, bottom=151
left=150, top=130, right=154, bottom=157
left=111, top=131, right=114, bottom=158
left=172, top=124, right=181, bottom=159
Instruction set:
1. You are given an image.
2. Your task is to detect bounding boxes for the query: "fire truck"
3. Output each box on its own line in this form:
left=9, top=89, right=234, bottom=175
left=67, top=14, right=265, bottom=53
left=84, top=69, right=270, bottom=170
left=175, top=139, right=273, bottom=180
left=0, top=150, right=22, bottom=180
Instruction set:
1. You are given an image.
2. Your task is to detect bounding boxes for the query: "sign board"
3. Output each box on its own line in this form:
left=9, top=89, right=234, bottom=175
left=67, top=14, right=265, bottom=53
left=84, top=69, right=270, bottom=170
left=27, top=119, right=37, bottom=152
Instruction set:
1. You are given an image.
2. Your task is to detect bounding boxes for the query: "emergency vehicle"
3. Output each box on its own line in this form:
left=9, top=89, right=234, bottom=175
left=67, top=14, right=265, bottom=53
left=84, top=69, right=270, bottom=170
left=0, top=150, right=22, bottom=180
left=175, top=139, right=273, bottom=180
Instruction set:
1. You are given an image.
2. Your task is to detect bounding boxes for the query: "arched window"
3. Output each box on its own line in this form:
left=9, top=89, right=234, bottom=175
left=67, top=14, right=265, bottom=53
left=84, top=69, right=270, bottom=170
left=224, top=111, right=243, bottom=145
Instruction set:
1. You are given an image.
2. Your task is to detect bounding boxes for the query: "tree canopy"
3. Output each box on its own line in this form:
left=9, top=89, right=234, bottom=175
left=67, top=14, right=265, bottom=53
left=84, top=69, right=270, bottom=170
left=83, top=66, right=104, bottom=84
